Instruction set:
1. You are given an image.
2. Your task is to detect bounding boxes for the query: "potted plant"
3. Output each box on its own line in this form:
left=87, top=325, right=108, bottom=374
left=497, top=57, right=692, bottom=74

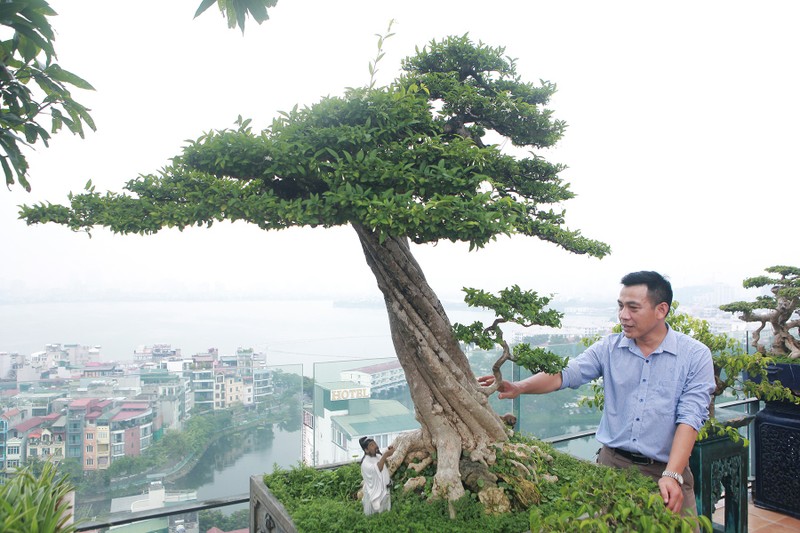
left=719, top=265, right=800, bottom=519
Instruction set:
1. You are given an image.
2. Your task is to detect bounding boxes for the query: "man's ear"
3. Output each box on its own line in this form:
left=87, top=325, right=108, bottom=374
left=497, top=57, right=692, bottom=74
left=656, top=301, right=670, bottom=319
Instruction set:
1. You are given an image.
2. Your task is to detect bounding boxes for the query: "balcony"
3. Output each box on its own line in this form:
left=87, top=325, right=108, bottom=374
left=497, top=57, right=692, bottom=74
left=19, top=355, right=781, bottom=533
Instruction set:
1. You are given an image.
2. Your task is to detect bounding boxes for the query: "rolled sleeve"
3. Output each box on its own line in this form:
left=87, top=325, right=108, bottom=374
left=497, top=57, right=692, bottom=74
left=560, top=338, right=605, bottom=390
left=675, top=345, right=716, bottom=431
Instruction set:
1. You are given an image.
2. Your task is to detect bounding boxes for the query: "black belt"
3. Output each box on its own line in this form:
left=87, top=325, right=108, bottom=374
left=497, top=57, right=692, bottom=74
left=608, top=446, right=661, bottom=466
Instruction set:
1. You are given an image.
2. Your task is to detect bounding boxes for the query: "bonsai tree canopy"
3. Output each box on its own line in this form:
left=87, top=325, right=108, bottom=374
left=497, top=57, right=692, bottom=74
left=720, top=265, right=800, bottom=360
left=19, top=35, right=610, bottom=504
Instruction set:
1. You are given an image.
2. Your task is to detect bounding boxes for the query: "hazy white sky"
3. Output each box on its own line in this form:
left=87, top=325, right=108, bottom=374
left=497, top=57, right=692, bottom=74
left=2, top=0, right=798, bottom=306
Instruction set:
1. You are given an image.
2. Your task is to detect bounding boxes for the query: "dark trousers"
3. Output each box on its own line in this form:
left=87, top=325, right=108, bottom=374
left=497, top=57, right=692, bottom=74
left=597, top=445, right=698, bottom=516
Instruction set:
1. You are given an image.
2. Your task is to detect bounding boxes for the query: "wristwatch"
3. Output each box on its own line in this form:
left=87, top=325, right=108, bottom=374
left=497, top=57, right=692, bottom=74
left=661, top=470, right=684, bottom=485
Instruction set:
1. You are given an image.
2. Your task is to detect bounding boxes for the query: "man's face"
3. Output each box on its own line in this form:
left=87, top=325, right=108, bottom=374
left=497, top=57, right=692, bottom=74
left=366, top=441, right=379, bottom=457
left=617, top=284, right=667, bottom=341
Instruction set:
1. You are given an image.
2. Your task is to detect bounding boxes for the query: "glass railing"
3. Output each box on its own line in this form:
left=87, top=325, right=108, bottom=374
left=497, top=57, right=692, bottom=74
left=68, top=363, right=303, bottom=532
left=63, top=331, right=766, bottom=531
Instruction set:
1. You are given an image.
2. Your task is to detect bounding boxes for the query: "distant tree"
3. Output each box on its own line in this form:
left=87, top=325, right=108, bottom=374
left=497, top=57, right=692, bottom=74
left=1, top=1, right=275, bottom=191
left=199, top=508, right=249, bottom=531
left=20, top=35, right=609, bottom=503
left=720, top=265, right=800, bottom=359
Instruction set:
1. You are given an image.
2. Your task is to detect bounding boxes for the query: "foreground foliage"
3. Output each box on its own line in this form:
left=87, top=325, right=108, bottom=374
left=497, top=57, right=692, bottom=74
left=262, top=434, right=709, bottom=532
left=1, top=0, right=273, bottom=190
left=0, top=461, right=77, bottom=533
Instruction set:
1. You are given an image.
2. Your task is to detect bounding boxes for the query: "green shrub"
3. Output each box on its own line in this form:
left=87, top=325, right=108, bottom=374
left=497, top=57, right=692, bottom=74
left=0, top=461, right=77, bottom=533
left=262, top=434, right=711, bottom=532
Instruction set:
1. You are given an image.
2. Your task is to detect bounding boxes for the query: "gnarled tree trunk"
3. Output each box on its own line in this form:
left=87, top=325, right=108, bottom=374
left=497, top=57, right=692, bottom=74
left=353, top=223, right=508, bottom=501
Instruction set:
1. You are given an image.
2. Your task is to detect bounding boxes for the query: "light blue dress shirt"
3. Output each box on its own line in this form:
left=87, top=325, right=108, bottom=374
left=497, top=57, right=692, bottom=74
left=560, top=326, right=715, bottom=463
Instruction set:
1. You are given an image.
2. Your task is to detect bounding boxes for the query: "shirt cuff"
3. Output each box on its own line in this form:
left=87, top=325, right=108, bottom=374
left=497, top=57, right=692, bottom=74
left=676, top=414, right=706, bottom=432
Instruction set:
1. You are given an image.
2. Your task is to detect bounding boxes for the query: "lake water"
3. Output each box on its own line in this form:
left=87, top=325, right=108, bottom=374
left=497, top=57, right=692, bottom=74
left=170, top=425, right=302, bottom=500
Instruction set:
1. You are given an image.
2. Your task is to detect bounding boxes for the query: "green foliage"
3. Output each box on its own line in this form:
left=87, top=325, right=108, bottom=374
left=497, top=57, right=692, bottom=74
left=20, top=35, right=609, bottom=262
left=696, top=419, right=748, bottom=446
left=530, top=467, right=711, bottom=532
left=199, top=508, right=249, bottom=531
left=194, top=0, right=277, bottom=32
left=0, top=0, right=96, bottom=190
left=260, top=434, right=709, bottom=532
left=368, top=20, right=397, bottom=90
left=0, top=461, right=78, bottom=533
left=513, top=344, right=570, bottom=376
left=1, top=0, right=277, bottom=191
left=454, top=285, right=568, bottom=375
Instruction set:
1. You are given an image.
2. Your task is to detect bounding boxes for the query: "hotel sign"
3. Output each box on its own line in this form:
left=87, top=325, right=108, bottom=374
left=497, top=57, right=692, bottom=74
left=330, top=387, right=370, bottom=401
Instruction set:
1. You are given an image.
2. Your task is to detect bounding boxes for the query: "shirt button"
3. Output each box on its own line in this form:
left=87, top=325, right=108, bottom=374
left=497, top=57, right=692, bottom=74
left=646, top=360, right=650, bottom=363
left=639, top=399, right=643, bottom=402
left=635, top=418, right=640, bottom=421
left=642, top=379, right=647, bottom=382
left=632, top=438, right=637, bottom=442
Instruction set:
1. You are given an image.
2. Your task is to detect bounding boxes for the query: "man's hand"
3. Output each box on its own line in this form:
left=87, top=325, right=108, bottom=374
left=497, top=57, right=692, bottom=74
left=378, top=445, right=395, bottom=471
left=658, top=475, right=684, bottom=513
left=477, top=375, right=521, bottom=399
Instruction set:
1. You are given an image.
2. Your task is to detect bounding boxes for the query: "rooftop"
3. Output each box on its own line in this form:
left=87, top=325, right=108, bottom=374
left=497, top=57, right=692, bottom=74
left=332, top=399, right=417, bottom=436
left=349, top=360, right=403, bottom=374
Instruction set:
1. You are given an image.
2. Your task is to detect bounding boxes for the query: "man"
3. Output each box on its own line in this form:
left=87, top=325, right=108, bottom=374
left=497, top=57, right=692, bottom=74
left=359, top=436, right=395, bottom=515
left=479, top=271, right=715, bottom=515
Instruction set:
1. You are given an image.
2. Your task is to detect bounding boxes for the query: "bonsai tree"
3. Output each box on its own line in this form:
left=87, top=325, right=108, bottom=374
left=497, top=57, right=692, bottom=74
left=19, top=35, right=609, bottom=503
left=720, top=265, right=800, bottom=361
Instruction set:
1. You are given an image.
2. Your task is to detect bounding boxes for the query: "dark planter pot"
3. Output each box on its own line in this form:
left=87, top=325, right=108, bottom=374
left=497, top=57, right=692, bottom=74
left=753, top=397, right=800, bottom=520
left=690, top=432, right=749, bottom=533
left=764, top=362, right=800, bottom=398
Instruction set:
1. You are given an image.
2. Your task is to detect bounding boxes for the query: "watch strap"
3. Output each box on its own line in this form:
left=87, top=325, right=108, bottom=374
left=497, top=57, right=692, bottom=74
left=661, top=470, right=684, bottom=485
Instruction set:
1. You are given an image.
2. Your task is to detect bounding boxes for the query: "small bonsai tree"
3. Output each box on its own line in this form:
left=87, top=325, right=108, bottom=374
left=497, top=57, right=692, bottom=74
left=720, top=265, right=800, bottom=361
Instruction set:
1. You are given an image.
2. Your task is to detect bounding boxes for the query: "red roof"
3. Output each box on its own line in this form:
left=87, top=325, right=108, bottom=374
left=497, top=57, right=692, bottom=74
left=69, top=398, right=97, bottom=408
left=1, top=407, right=21, bottom=419
left=120, top=403, right=148, bottom=411
left=13, top=417, right=44, bottom=433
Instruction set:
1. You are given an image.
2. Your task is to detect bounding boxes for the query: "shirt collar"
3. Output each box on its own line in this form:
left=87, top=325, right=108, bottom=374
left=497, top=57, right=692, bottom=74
left=620, top=323, right=677, bottom=357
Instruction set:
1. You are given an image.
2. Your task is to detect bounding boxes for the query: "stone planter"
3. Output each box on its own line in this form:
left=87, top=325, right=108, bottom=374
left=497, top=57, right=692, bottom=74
left=250, top=475, right=298, bottom=533
left=690, top=431, right=749, bottom=533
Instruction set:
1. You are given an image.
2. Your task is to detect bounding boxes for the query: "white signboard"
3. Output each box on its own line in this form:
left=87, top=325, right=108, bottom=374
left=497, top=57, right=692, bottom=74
left=330, top=387, right=370, bottom=401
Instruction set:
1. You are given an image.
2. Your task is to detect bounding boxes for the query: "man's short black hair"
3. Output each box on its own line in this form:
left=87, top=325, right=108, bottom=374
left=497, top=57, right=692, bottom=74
left=621, top=271, right=673, bottom=309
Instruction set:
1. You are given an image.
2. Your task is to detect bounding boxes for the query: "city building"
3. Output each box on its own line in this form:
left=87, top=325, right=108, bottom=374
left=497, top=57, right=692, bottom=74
left=302, top=361, right=419, bottom=466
